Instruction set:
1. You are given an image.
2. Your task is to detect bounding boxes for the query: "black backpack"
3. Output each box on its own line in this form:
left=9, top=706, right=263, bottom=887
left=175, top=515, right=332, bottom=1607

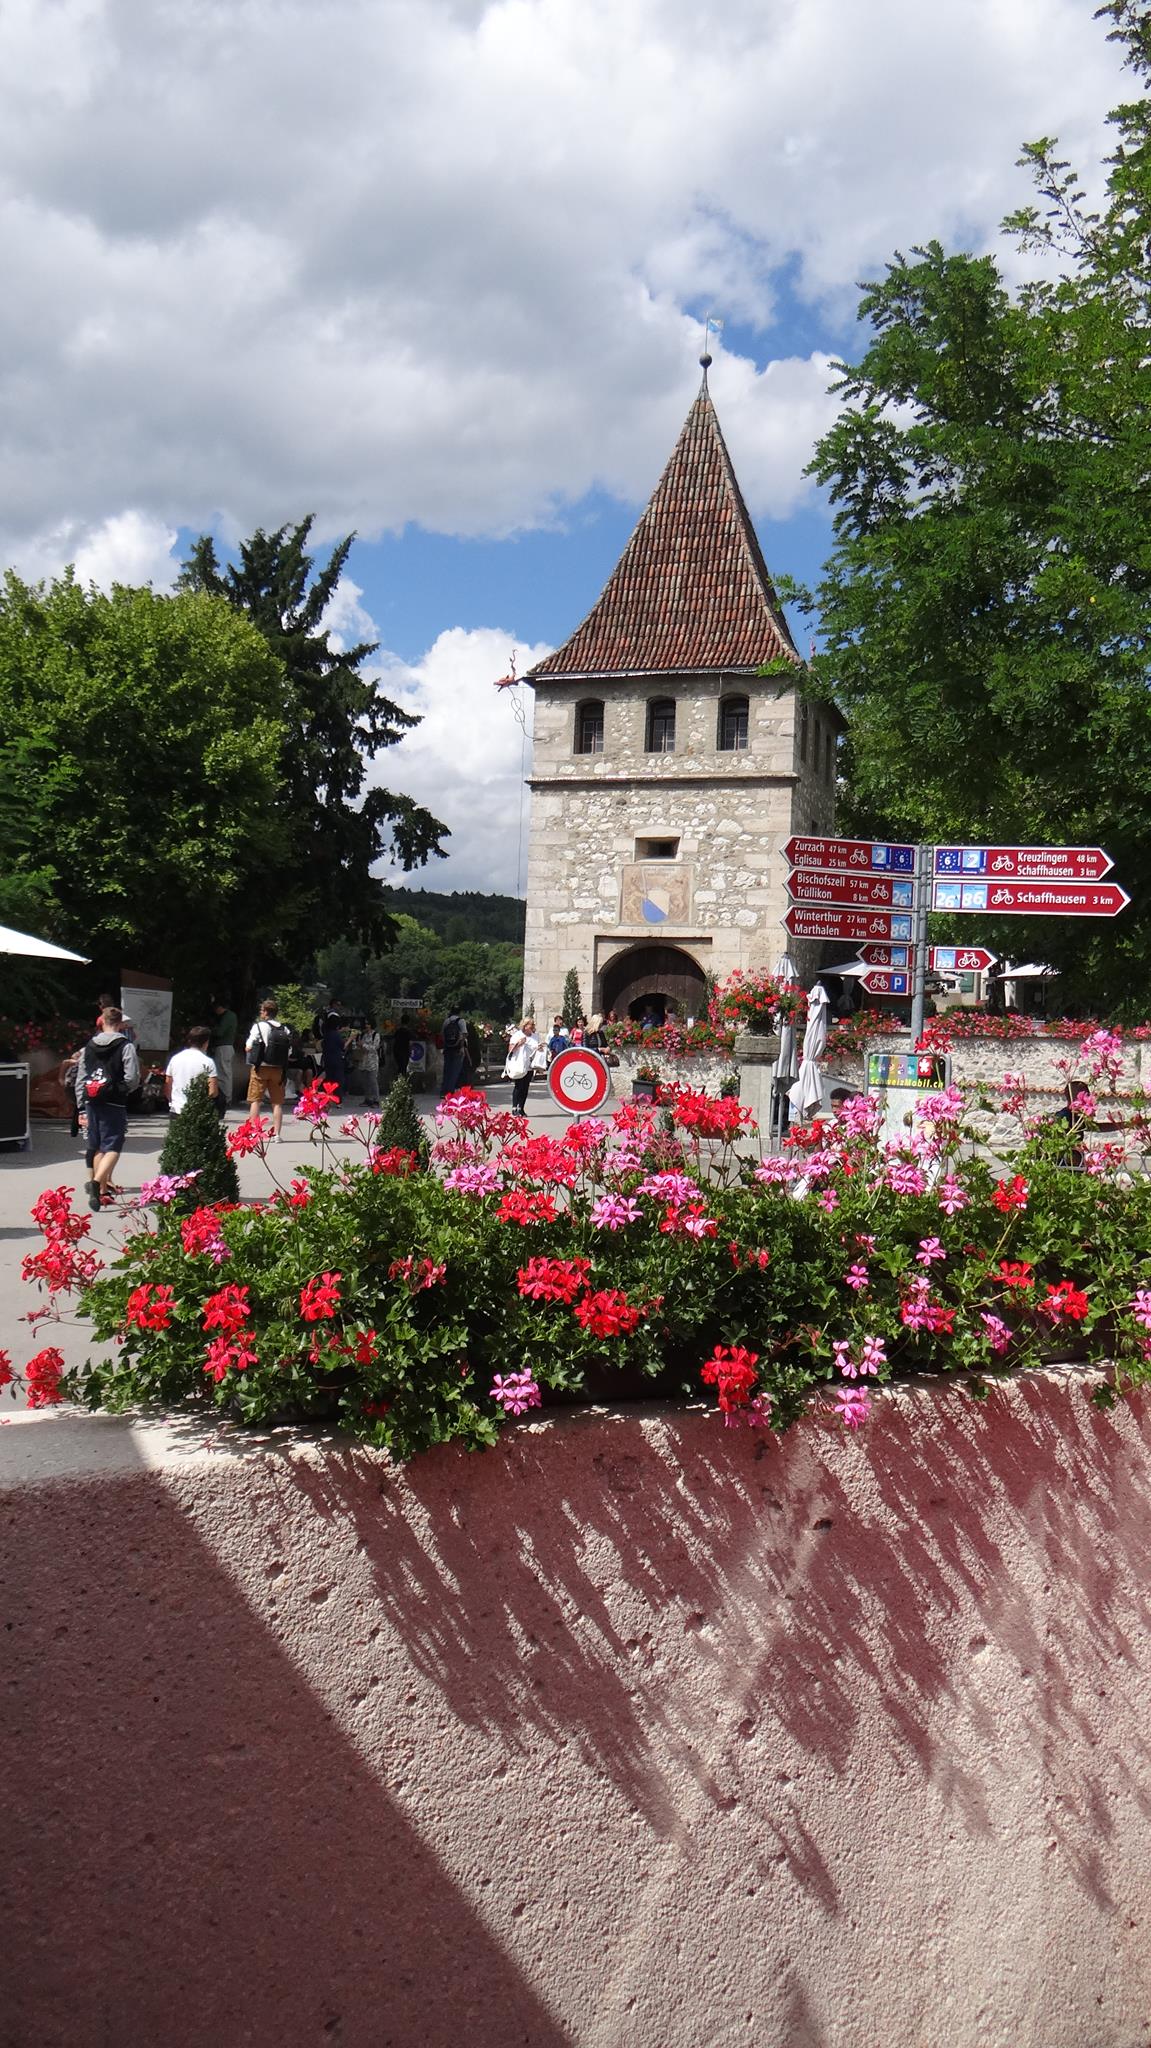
left=442, top=1017, right=463, bottom=1052
left=82, top=1036, right=127, bottom=1105
left=251, top=1020, right=292, bottom=1069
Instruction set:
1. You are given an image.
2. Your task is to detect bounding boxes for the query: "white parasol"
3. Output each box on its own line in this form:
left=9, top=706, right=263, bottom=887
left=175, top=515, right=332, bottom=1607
left=0, top=922, right=88, bottom=962
left=788, top=981, right=831, bottom=1119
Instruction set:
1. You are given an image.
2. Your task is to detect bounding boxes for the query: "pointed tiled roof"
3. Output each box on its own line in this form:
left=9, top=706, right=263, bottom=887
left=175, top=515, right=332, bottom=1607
left=526, top=377, right=799, bottom=682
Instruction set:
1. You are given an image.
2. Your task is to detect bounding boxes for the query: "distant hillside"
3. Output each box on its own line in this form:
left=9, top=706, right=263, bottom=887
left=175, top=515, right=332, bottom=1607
left=380, top=886, right=526, bottom=946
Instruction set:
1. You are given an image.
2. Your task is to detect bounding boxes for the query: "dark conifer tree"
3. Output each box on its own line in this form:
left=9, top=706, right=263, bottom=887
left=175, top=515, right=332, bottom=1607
left=180, top=520, right=447, bottom=959
left=159, top=1074, right=240, bottom=1206
left=561, top=968, right=583, bottom=1028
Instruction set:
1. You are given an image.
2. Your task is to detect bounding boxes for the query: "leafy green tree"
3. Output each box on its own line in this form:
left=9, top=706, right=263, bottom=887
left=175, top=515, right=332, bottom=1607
left=0, top=574, right=289, bottom=991
left=181, top=520, right=446, bottom=955
left=802, top=2, right=1151, bottom=1009
left=562, top=968, right=583, bottom=1027
left=159, top=1074, right=240, bottom=1206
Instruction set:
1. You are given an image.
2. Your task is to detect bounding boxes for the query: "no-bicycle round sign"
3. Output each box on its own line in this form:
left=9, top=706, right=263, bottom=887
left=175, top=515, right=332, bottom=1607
left=548, top=1046, right=611, bottom=1115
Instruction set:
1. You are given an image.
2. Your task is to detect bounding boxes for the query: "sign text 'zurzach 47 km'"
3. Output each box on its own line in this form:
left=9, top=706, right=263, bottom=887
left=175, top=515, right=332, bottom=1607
left=784, top=835, right=916, bottom=875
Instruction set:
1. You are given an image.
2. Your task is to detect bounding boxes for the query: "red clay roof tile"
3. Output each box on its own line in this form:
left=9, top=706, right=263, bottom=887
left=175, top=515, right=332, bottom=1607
left=526, top=383, right=799, bottom=682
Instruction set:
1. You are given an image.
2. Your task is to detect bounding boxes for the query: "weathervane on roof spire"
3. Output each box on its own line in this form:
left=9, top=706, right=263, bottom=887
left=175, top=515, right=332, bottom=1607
left=699, top=311, right=723, bottom=386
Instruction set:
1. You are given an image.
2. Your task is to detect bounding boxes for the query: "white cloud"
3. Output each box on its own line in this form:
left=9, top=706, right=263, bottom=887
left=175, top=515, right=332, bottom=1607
left=0, top=0, right=1130, bottom=554
left=372, top=625, right=549, bottom=896
left=4, top=510, right=180, bottom=590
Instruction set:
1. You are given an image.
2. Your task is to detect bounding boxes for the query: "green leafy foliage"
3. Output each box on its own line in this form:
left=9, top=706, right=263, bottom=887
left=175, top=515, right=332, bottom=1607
left=804, top=6, right=1151, bottom=1010
left=0, top=574, right=288, bottom=989
left=316, top=918, right=523, bottom=1021
left=158, top=1074, right=240, bottom=1207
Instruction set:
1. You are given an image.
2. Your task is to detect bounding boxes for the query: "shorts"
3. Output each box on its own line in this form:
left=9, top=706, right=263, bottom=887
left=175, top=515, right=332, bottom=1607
left=85, top=1100, right=128, bottom=1156
left=246, top=1064, right=285, bottom=1107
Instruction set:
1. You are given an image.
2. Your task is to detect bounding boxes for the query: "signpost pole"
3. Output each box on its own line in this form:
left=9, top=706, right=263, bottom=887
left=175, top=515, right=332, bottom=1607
left=909, top=842, right=931, bottom=1045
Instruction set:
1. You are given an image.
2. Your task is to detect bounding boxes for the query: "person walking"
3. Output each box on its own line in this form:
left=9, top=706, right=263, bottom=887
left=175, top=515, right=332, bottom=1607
left=504, top=1016, right=539, bottom=1115
left=391, top=1022, right=412, bottom=1080
left=208, top=997, right=238, bottom=1114
left=320, top=1005, right=346, bottom=1103
left=76, top=1005, right=140, bottom=1211
left=165, top=1027, right=219, bottom=1113
left=244, top=999, right=292, bottom=1139
left=358, top=1022, right=382, bottom=1109
left=440, top=1008, right=468, bottom=1096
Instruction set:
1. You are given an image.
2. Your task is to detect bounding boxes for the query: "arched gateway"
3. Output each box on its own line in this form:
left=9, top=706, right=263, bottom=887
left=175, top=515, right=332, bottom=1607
left=599, top=944, right=708, bottom=1024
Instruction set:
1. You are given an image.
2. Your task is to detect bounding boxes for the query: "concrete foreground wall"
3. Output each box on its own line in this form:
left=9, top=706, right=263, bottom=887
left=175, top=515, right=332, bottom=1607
left=4, top=1383, right=1151, bottom=2048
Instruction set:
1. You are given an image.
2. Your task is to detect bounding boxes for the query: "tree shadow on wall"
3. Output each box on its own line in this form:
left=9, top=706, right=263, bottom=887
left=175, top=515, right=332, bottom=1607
left=2, top=1437, right=573, bottom=2048
left=279, top=1386, right=1151, bottom=1928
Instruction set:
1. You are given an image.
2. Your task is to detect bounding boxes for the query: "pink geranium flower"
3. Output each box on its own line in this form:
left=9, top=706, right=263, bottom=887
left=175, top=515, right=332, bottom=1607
left=834, top=1385, right=872, bottom=1429
left=490, top=1369, right=542, bottom=1416
left=590, top=1193, right=641, bottom=1231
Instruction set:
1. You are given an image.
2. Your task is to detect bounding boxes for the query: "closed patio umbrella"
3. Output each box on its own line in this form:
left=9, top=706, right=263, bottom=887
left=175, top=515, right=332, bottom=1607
left=788, top=981, right=831, bottom=1120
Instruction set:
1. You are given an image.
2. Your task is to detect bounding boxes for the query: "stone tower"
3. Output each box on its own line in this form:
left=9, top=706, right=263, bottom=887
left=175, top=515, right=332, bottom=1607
left=521, top=366, right=838, bottom=1025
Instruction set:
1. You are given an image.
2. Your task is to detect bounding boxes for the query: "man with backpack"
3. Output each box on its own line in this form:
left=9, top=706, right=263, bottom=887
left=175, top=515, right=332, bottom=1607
left=76, top=1005, right=140, bottom=1212
left=244, top=998, right=292, bottom=1140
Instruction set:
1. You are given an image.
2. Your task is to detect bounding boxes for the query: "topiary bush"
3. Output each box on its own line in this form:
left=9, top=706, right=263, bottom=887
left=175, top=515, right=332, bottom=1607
left=158, top=1073, right=239, bottom=1207
left=374, top=1072, right=429, bottom=1168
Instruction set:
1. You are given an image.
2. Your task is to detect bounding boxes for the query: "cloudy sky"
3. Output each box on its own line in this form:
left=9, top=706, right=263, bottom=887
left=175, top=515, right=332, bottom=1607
left=0, top=0, right=1131, bottom=895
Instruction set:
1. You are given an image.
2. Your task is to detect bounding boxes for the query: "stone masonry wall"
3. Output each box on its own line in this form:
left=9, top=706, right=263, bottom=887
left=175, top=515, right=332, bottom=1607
left=523, top=673, right=836, bottom=1021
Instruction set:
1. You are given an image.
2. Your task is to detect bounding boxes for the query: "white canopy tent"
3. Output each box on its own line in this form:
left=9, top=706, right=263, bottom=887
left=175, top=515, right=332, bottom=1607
left=0, top=923, right=88, bottom=963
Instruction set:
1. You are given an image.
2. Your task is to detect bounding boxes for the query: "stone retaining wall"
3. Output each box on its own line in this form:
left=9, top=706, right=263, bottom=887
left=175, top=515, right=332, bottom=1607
left=5, top=1384, right=1151, bottom=2047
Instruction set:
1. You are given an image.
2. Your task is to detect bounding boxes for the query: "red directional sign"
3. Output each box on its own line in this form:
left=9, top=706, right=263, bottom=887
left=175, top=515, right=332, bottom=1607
left=548, top=1046, right=611, bottom=1114
left=861, top=971, right=910, bottom=997
left=934, top=844, right=1113, bottom=882
left=786, top=869, right=915, bottom=909
left=784, top=834, right=916, bottom=875
left=859, top=942, right=913, bottom=968
left=783, top=906, right=915, bottom=943
left=928, top=946, right=997, bottom=974
left=931, top=880, right=1130, bottom=918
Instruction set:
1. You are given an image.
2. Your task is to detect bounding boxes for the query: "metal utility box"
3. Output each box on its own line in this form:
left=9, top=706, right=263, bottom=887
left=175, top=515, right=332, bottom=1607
left=0, top=1063, right=31, bottom=1145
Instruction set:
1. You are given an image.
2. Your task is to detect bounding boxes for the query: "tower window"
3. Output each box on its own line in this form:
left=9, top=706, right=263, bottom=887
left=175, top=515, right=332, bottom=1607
left=635, top=836, right=679, bottom=861
left=799, top=702, right=809, bottom=763
left=717, top=695, right=749, bottom=751
left=646, top=698, right=676, bottom=753
left=575, top=699, right=604, bottom=754
left=825, top=730, right=834, bottom=782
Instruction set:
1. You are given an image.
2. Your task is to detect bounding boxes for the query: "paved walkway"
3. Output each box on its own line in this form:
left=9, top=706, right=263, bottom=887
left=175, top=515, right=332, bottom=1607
left=0, top=1080, right=583, bottom=1413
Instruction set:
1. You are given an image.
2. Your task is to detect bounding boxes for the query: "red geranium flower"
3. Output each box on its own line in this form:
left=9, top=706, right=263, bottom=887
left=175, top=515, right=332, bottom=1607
left=370, top=1146, right=419, bottom=1177
left=700, top=1342, right=760, bottom=1411
left=496, top=1189, right=558, bottom=1227
left=300, top=1271, right=342, bottom=1322
left=998, top=1261, right=1035, bottom=1291
left=573, top=1288, right=645, bottom=1337
left=25, top=1346, right=65, bottom=1407
left=1040, top=1281, right=1090, bottom=1323
left=517, top=1256, right=591, bottom=1304
left=202, top=1283, right=251, bottom=1334
left=124, top=1283, right=175, bottom=1332
left=992, top=1174, right=1029, bottom=1214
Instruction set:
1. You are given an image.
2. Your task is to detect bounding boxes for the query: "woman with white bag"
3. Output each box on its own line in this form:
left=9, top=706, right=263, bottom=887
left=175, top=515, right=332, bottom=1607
left=503, top=1016, right=541, bottom=1114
